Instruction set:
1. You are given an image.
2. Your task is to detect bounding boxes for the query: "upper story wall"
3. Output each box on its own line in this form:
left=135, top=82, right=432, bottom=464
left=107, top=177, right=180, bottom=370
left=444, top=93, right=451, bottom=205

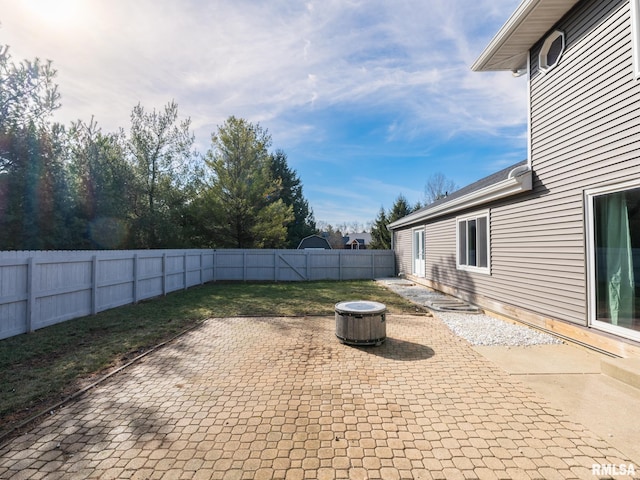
left=529, top=0, right=640, bottom=186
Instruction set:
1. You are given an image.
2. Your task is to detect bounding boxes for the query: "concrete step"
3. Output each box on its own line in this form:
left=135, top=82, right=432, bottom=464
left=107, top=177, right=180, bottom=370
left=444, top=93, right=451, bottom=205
left=424, top=299, right=480, bottom=313
left=601, top=357, right=640, bottom=390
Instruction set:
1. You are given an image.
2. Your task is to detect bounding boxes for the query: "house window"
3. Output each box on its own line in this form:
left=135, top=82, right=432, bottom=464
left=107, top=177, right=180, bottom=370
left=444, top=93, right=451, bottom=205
left=457, top=212, right=490, bottom=274
left=539, top=30, right=565, bottom=73
left=586, top=183, right=640, bottom=340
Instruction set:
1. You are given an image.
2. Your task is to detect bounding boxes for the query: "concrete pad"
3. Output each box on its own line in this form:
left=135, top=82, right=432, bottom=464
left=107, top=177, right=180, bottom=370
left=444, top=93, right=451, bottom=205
left=473, top=344, right=640, bottom=465
left=473, top=344, right=603, bottom=374
left=515, top=373, right=640, bottom=466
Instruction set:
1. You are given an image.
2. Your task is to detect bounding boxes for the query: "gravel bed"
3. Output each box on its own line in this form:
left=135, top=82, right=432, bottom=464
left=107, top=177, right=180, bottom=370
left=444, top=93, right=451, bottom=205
left=436, top=312, right=563, bottom=346
left=377, top=278, right=563, bottom=346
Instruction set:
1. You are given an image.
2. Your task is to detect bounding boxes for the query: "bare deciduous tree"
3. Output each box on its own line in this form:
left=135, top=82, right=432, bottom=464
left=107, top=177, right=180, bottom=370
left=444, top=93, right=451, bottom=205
left=424, top=172, right=458, bottom=205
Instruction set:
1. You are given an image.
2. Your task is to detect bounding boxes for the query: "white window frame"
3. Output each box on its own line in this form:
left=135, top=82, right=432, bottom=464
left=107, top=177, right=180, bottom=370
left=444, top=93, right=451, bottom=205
left=632, top=0, right=640, bottom=77
left=584, top=179, right=640, bottom=342
left=456, top=210, right=490, bottom=275
left=539, top=30, right=565, bottom=74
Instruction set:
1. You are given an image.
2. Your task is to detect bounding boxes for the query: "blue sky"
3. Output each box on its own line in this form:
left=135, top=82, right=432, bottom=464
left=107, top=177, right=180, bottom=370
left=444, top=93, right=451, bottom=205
left=0, top=0, right=528, bottom=231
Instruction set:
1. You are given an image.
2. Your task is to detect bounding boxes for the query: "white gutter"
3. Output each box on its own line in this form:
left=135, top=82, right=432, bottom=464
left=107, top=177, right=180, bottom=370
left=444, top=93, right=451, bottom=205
left=472, top=0, right=540, bottom=72
left=387, top=168, right=532, bottom=230
left=471, top=0, right=580, bottom=72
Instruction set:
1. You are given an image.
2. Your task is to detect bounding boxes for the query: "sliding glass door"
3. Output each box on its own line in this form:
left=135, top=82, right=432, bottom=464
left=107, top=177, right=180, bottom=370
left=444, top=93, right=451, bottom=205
left=587, top=183, right=640, bottom=340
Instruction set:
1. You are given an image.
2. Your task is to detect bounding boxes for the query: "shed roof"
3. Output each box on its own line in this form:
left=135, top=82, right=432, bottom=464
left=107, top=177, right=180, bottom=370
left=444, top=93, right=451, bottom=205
left=297, top=235, right=332, bottom=250
left=472, top=0, right=580, bottom=72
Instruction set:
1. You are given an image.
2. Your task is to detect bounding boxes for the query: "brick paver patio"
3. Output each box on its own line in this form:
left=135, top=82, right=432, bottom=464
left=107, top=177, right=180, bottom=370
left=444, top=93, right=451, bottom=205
left=0, top=314, right=636, bottom=479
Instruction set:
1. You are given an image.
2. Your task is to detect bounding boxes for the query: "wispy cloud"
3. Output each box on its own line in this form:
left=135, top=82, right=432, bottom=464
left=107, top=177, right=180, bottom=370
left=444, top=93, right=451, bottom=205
left=3, top=0, right=525, bottom=136
left=0, top=0, right=527, bottom=226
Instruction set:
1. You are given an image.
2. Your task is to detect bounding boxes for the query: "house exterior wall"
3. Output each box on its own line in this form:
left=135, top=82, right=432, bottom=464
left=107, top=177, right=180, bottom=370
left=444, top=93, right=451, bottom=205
left=394, top=0, right=640, bottom=333
left=393, top=228, right=413, bottom=276
left=424, top=217, right=458, bottom=291
left=527, top=0, right=639, bottom=322
left=396, top=193, right=589, bottom=326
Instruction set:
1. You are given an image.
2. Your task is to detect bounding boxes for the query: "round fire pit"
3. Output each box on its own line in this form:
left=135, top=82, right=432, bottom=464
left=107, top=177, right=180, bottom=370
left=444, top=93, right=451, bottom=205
left=335, top=300, right=386, bottom=346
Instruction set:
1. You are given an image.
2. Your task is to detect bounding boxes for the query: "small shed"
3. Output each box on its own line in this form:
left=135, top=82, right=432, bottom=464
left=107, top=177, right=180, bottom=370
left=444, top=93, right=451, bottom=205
left=297, top=235, right=332, bottom=250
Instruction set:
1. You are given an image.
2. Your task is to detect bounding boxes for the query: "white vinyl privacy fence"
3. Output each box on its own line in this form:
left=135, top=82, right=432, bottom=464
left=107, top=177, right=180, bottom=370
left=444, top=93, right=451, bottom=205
left=0, top=249, right=395, bottom=340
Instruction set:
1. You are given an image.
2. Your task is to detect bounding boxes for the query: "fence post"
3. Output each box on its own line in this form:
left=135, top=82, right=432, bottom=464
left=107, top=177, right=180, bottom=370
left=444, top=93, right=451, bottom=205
left=26, top=257, right=35, bottom=333
left=274, top=250, right=278, bottom=282
left=183, top=252, right=188, bottom=290
left=200, top=252, right=204, bottom=285
left=162, top=253, right=167, bottom=296
left=306, top=251, right=310, bottom=281
left=91, top=255, right=98, bottom=315
left=243, top=251, right=247, bottom=281
left=339, top=251, right=343, bottom=281
left=371, top=252, right=375, bottom=279
left=133, top=253, right=139, bottom=303
left=213, top=251, right=217, bottom=282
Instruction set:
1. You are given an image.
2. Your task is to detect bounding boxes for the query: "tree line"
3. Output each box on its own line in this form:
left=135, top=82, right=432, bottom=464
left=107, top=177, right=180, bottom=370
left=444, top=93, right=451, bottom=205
left=1, top=44, right=459, bottom=252
left=368, top=172, right=458, bottom=249
left=0, top=45, right=316, bottom=250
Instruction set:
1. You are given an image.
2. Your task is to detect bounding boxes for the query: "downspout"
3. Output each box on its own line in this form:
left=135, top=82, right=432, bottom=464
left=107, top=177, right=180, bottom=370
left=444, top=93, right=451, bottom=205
left=527, top=50, right=532, bottom=170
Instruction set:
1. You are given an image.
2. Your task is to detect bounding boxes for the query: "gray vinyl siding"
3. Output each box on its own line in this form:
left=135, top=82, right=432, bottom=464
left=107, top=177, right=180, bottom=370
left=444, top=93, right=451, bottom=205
left=502, top=0, right=638, bottom=325
left=488, top=0, right=637, bottom=325
left=425, top=218, right=460, bottom=288
left=394, top=229, right=412, bottom=276
left=488, top=196, right=586, bottom=322
left=404, top=195, right=588, bottom=324
left=489, top=0, right=638, bottom=326
left=526, top=0, right=639, bottom=324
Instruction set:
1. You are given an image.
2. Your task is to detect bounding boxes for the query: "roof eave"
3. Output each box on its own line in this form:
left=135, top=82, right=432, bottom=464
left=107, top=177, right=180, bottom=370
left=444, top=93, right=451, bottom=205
left=387, top=169, right=532, bottom=230
left=471, top=0, right=538, bottom=72
left=471, top=0, right=581, bottom=72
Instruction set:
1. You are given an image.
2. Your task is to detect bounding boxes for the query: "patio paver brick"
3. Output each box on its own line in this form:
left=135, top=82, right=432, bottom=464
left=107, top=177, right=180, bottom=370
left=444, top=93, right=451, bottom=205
left=0, top=314, right=637, bottom=479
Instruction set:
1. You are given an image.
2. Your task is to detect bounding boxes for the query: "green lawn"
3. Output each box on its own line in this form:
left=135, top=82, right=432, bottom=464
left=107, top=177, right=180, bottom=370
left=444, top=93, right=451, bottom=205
left=0, top=280, right=420, bottom=437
